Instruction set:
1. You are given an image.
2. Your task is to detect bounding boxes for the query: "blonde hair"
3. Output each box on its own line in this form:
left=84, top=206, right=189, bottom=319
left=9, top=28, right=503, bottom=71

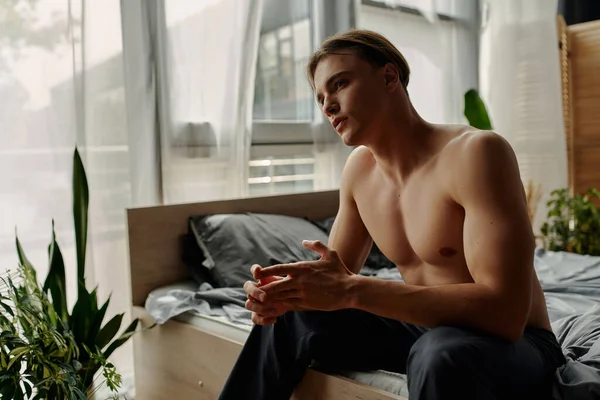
left=307, top=29, right=410, bottom=91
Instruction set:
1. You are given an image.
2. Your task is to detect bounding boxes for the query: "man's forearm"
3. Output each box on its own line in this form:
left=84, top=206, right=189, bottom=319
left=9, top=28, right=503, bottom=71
left=347, top=275, right=528, bottom=341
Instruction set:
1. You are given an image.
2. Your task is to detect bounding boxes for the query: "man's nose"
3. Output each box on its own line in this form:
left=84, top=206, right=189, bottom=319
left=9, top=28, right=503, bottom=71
left=323, top=99, right=339, bottom=117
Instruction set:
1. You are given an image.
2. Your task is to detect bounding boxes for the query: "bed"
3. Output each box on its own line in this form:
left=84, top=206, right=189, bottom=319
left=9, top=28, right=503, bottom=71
left=127, top=189, right=600, bottom=400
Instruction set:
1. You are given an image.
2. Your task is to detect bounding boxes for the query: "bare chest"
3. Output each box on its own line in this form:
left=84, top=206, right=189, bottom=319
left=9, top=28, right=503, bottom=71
left=355, top=173, right=468, bottom=281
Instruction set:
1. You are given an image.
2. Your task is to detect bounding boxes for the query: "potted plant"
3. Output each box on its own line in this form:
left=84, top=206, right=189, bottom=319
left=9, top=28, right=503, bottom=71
left=0, top=148, right=142, bottom=399
left=540, top=188, right=600, bottom=255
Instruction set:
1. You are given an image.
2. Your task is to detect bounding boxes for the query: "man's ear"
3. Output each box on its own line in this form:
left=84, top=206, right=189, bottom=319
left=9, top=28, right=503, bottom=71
left=383, top=63, right=400, bottom=91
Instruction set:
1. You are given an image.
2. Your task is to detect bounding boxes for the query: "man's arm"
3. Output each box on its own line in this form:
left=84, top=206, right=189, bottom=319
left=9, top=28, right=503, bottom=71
left=243, top=147, right=373, bottom=325
left=327, top=146, right=374, bottom=274
left=346, top=133, right=535, bottom=341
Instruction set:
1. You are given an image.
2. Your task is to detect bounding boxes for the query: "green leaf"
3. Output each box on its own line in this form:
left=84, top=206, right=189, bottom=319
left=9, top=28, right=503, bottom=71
left=0, top=383, right=16, bottom=400
left=72, top=386, right=87, bottom=400
left=15, top=234, right=36, bottom=278
left=96, top=313, right=124, bottom=351
left=7, top=351, right=25, bottom=370
left=87, top=296, right=110, bottom=345
left=0, top=299, right=14, bottom=317
left=104, top=318, right=144, bottom=358
left=89, top=287, right=99, bottom=314
left=464, top=89, right=493, bottom=130
left=24, top=381, right=33, bottom=399
left=43, top=221, right=69, bottom=321
left=9, top=346, right=28, bottom=359
left=69, top=288, right=93, bottom=346
left=103, top=318, right=140, bottom=359
left=33, top=392, right=46, bottom=400
left=73, top=147, right=89, bottom=290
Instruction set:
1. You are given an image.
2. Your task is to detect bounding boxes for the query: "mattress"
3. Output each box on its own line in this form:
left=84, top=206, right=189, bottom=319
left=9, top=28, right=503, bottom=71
left=146, top=281, right=410, bottom=397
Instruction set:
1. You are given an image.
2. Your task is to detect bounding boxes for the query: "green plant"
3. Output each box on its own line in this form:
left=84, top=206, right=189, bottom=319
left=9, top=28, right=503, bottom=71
left=540, top=188, right=600, bottom=255
left=0, top=148, right=141, bottom=399
left=464, top=88, right=493, bottom=130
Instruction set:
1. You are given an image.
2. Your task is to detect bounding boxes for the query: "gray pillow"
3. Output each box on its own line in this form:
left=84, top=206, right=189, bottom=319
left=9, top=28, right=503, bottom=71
left=189, top=213, right=330, bottom=288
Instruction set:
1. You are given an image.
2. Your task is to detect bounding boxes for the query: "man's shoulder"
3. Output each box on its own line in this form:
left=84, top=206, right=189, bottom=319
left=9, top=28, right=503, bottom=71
left=344, top=145, right=376, bottom=176
left=439, top=129, right=515, bottom=170
left=339, top=146, right=376, bottom=197
left=438, top=129, right=521, bottom=203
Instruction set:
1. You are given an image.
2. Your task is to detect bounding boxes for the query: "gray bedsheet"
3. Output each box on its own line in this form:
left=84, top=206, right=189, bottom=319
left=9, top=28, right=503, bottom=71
left=146, top=248, right=600, bottom=399
left=535, top=249, right=600, bottom=399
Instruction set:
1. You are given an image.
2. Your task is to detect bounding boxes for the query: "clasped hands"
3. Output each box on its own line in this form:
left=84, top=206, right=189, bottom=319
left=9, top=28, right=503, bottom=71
left=243, top=240, right=355, bottom=326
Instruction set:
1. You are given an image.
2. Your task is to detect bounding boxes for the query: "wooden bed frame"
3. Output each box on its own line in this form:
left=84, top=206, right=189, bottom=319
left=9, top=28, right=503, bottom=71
left=127, top=17, right=600, bottom=400
left=127, top=190, right=405, bottom=400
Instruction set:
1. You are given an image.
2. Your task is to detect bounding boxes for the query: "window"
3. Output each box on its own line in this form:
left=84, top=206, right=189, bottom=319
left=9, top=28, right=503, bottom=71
left=248, top=155, right=315, bottom=196
left=249, top=0, right=318, bottom=196
left=253, top=0, right=314, bottom=122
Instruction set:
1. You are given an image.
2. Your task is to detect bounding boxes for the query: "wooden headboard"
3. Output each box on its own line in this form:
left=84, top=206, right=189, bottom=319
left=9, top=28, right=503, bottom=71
left=126, top=190, right=340, bottom=306
left=558, top=17, right=600, bottom=195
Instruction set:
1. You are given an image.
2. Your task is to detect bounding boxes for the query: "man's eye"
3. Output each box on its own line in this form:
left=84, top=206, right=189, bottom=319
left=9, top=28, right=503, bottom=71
left=334, top=80, right=346, bottom=90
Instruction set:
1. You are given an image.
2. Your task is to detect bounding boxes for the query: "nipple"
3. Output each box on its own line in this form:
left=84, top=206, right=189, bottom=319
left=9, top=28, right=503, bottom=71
left=439, top=247, right=457, bottom=257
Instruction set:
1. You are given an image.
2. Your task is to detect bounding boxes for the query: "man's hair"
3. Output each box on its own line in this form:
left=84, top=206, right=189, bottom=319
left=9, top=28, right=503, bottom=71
left=306, top=29, right=410, bottom=92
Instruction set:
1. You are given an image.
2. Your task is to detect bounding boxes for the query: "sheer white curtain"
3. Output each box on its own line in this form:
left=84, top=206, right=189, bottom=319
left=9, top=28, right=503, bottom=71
left=358, top=0, right=479, bottom=125
left=158, top=0, right=263, bottom=204
left=479, top=0, right=567, bottom=232
left=310, top=0, right=358, bottom=191
left=0, top=0, right=136, bottom=387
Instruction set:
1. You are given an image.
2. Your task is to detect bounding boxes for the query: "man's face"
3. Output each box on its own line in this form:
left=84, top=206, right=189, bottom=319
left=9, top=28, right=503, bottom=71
left=313, top=52, right=388, bottom=146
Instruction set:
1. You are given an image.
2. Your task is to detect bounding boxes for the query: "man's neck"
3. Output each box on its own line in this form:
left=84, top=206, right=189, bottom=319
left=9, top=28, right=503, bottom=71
left=366, top=106, right=436, bottom=187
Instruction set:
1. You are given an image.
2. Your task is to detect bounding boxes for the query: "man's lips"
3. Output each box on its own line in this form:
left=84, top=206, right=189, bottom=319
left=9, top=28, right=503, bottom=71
left=333, top=117, right=347, bottom=131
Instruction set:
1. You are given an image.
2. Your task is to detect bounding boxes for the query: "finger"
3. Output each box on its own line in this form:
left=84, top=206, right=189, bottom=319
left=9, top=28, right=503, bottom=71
left=260, top=277, right=297, bottom=294
left=267, top=289, right=302, bottom=302
left=255, top=263, right=311, bottom=279
left=243, top=280, right=266, bottom=302
left=258, top=275, right=283, bottom=286
left=245, top=299, right=278, bottom=316
left=248, top=294, right=289, bottom=313
left=302, top=239, right=332, bottom=258
left=250, top=264, right=262, bottom=278
left=252, top=312, right=277, bottom=326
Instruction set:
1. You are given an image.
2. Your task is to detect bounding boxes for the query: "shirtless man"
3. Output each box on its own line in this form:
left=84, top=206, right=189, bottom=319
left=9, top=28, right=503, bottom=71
left=219, top=29, right=565, bottom=400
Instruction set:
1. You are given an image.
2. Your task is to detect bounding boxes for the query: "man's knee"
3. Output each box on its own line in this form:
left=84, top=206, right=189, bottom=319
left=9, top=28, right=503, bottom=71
left=408, top=326, right=470, bottom=374
left=407, top=326, right=501, bottom=399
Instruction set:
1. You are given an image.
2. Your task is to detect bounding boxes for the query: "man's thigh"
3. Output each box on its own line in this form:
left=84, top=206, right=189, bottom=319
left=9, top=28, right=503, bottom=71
left=407, top=326, right=559, bottom=399
left=293, top=309, right=426, bottom=374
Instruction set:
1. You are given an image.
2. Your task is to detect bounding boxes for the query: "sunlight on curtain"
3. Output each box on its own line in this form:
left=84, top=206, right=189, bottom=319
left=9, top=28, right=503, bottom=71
left=0, top=0, right=135, bottom=389
left=160, top=0, right=263, bottom=203
left=1, top=0, right=79, bottom=289
left=479, top=0, right=567, bottom=232
left=359, top=1, right=478, bottom=125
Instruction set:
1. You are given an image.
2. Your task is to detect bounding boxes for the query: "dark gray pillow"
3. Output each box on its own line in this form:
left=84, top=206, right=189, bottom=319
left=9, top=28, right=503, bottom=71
left=189, top=213, right=330, bottom=288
